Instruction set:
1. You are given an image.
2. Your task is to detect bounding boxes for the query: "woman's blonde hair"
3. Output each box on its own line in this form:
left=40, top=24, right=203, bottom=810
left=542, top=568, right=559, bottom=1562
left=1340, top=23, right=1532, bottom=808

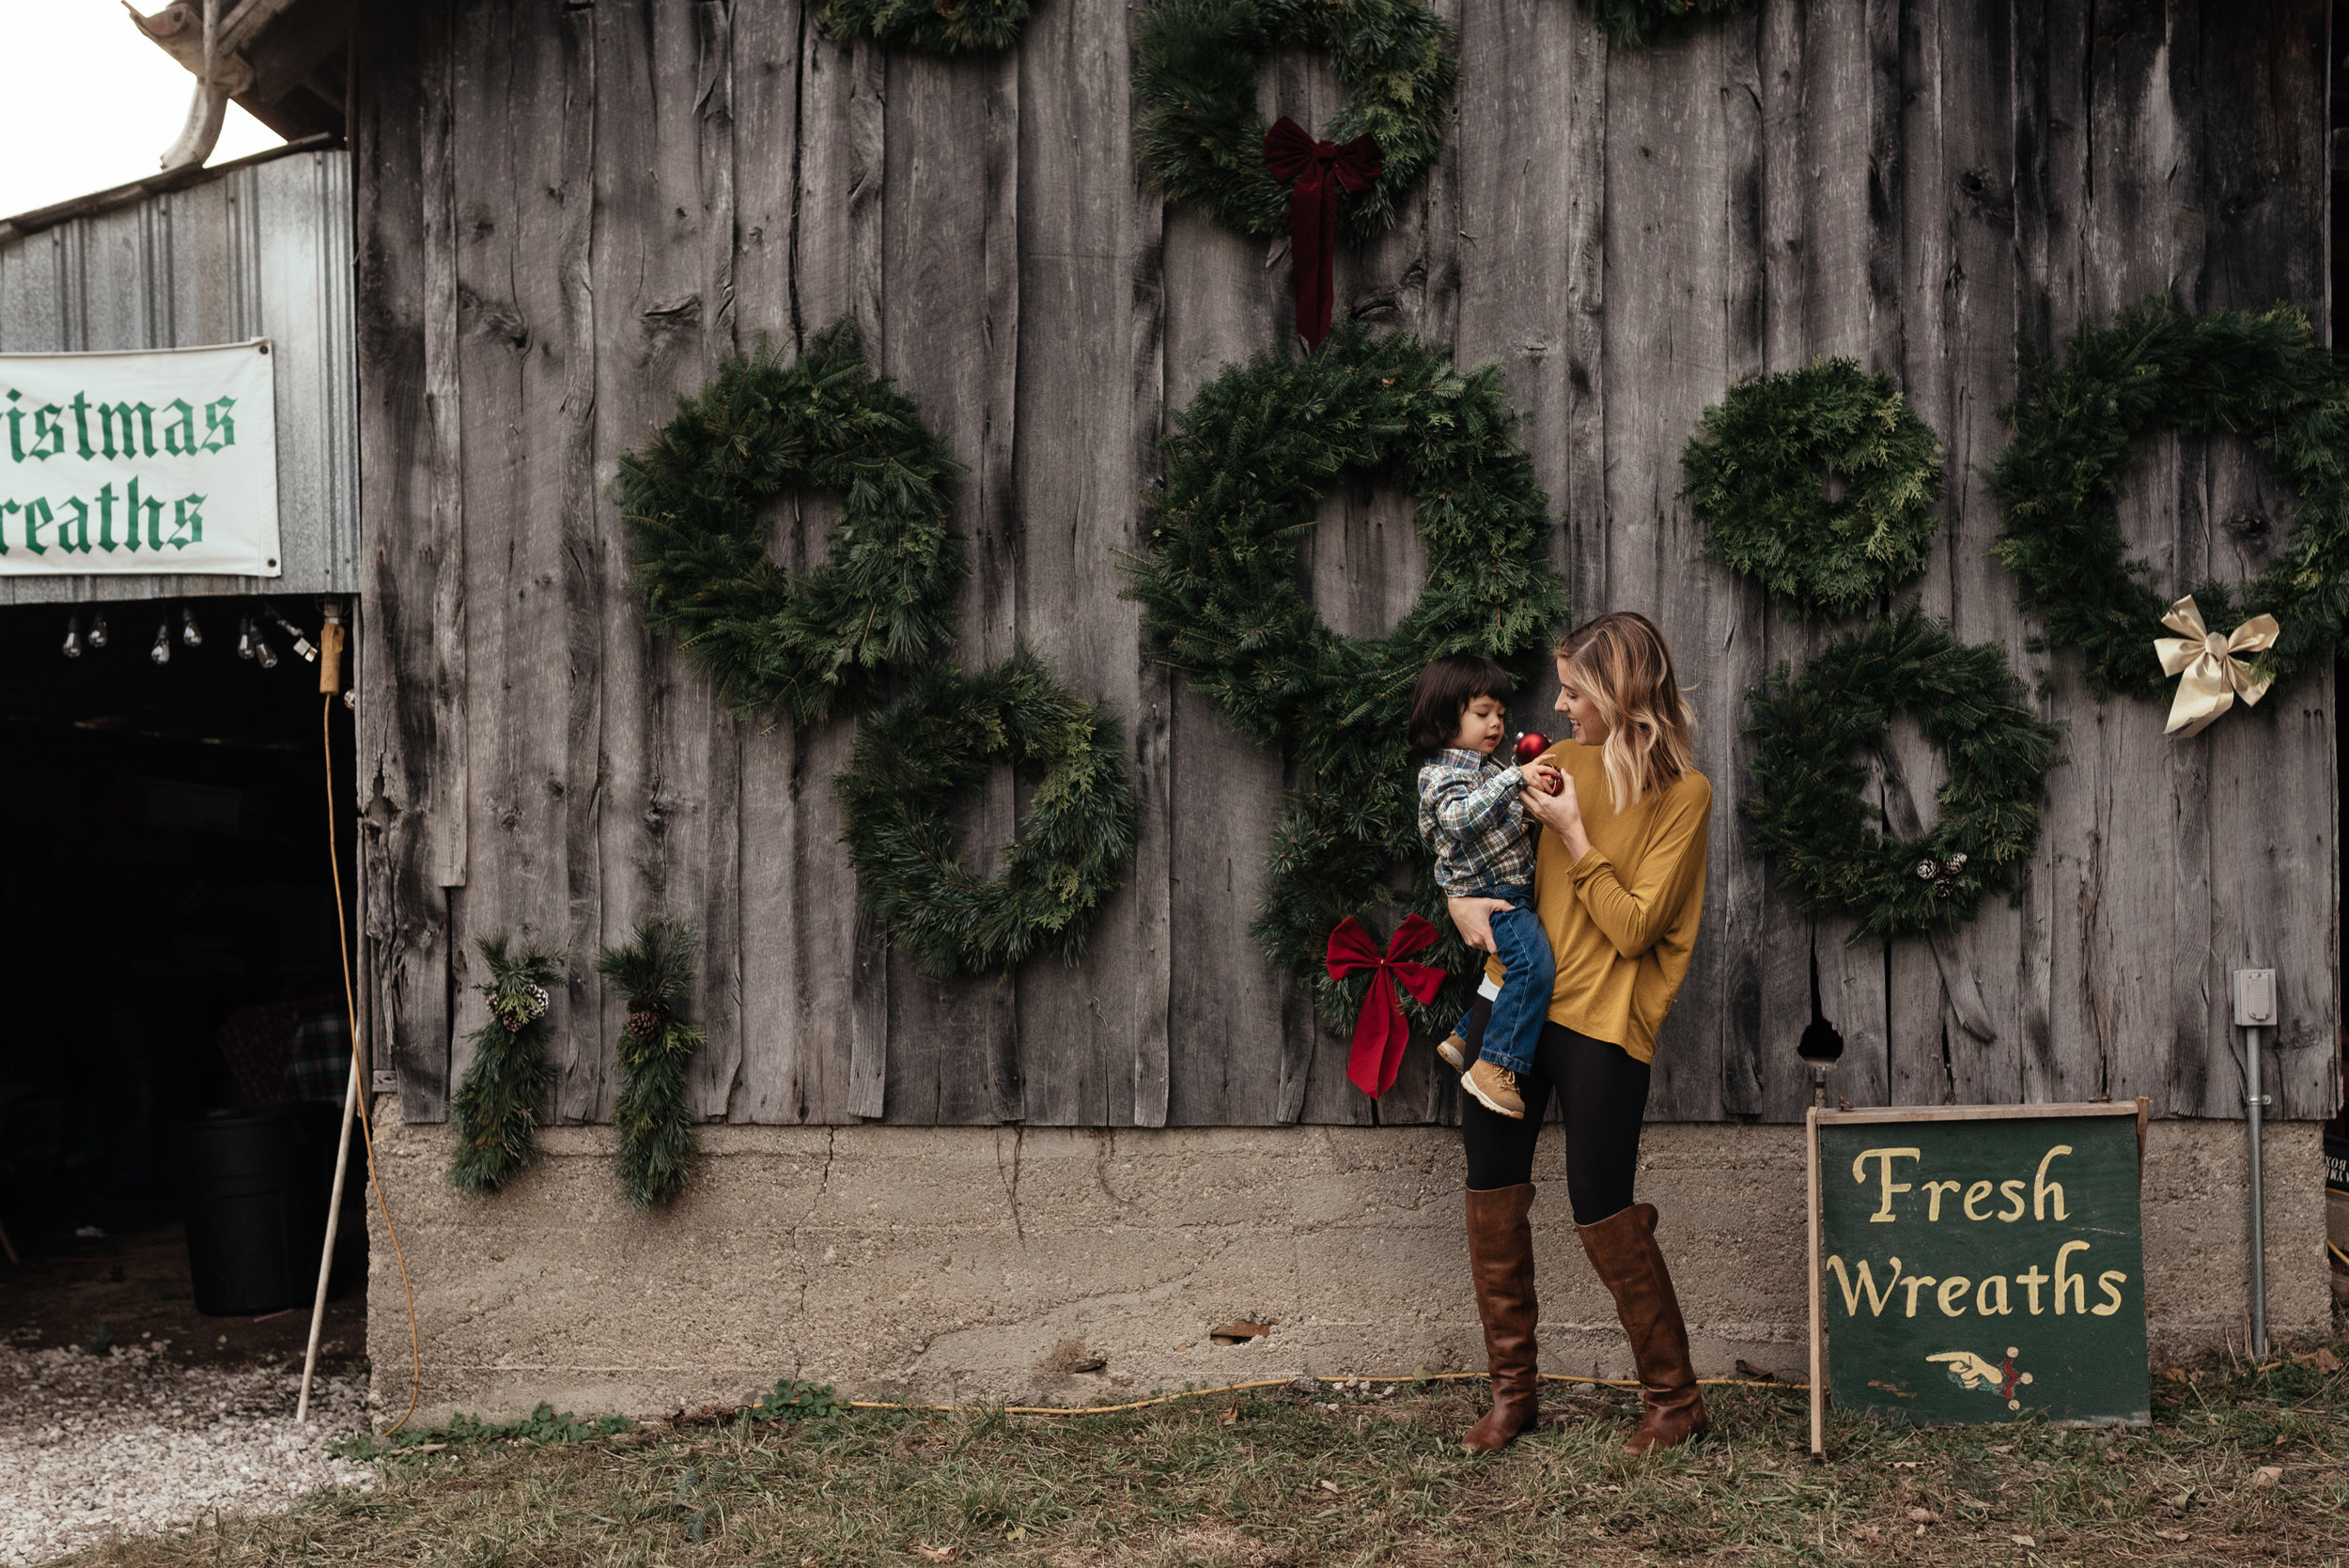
left=1555, top=612, right=1698, bottom=811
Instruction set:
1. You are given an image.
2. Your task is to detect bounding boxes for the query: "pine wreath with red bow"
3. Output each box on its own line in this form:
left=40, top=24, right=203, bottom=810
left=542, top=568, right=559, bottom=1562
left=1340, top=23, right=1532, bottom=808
left=1133, top=0, right=1455, bottom=339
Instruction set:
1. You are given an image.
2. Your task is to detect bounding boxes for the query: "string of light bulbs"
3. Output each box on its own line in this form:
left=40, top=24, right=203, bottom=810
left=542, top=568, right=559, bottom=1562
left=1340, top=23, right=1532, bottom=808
left=56, top=600, right=351, bottom=705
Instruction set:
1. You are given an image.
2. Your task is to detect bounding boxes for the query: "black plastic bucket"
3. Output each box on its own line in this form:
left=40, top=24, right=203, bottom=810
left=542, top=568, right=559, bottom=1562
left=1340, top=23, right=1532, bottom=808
left=172, top=1104, right=336, bottom=1316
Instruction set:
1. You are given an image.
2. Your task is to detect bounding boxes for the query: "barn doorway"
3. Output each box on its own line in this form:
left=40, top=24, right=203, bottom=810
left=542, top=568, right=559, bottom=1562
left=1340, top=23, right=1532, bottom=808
left=0, top=595, right=365, bottom=1372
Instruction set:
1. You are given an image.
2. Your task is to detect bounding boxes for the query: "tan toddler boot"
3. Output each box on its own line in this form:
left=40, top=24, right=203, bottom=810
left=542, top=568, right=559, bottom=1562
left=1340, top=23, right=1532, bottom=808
left=1462, top=1059, right=1526, bottom=1119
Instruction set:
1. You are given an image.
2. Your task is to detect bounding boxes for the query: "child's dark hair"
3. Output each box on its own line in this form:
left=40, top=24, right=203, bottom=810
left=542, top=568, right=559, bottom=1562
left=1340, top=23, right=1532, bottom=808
left=1408, top=654, right=1515, bottom=758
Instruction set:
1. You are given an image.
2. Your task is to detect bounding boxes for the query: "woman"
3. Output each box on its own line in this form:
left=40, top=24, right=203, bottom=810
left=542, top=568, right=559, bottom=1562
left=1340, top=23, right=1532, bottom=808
left=1446, top=611, right=1711, bottom=1457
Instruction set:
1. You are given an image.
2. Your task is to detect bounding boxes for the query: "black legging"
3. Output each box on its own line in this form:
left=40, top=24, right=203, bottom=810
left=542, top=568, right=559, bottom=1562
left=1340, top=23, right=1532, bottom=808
left=1457, top=995, right=1652, bottom=1224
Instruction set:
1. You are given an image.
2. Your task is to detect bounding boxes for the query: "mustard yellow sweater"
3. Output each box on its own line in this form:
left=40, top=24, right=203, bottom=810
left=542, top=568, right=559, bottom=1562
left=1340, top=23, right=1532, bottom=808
left=1484, top=738, right=1711, bottom=1063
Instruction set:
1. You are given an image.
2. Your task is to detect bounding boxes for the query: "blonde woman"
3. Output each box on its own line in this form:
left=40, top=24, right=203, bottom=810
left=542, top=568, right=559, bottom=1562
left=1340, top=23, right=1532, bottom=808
left=1445, top=612, right=1712, bottom=1457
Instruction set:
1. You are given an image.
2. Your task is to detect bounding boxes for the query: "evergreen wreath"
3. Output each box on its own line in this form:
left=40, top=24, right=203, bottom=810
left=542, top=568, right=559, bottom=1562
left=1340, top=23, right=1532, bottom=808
left=615, top=318, right=969, bottom=729
left=448, top=934, right=568, bottom=1194
left=1743, top=604, right=2062, bottom=939
left=1681, top=359, right=1945, bottom=620
left=836, top=648, right=1139, bottom=978
left=1127, top=325, right=1566, bottom=1030
left=593, top=918, right=705, bottom=1209
left=1594, top=0, right=1753, bottom=45
left=821, top=0, right=1034, bottom=53
left=1988, top=298, right=2349, bottom=705
left=1132, top=0, right=1457, bottom=246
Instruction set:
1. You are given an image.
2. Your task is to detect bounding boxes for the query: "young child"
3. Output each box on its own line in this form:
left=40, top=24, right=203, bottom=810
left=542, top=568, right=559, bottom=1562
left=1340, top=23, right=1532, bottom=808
left=1411, top=654, right=1557, bottom=1121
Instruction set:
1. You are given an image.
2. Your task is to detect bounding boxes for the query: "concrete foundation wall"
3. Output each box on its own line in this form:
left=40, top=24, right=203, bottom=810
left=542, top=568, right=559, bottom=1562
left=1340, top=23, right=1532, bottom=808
left=363, top=1107, right=2330, bottom=1426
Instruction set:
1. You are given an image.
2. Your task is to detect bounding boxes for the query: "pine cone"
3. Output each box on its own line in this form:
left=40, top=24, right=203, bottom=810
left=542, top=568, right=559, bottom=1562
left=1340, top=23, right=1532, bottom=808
left=626, top=1001, right=670, bottom=1041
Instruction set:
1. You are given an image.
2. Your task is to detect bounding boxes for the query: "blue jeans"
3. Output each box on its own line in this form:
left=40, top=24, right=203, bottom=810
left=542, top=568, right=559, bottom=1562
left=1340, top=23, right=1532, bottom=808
left=1450, top=886, right=1551, bottom=1077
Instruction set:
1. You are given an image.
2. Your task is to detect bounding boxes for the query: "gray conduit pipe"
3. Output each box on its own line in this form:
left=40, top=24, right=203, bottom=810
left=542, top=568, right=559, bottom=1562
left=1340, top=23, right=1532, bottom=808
left=2233, top=968, right=2276, bottom=1359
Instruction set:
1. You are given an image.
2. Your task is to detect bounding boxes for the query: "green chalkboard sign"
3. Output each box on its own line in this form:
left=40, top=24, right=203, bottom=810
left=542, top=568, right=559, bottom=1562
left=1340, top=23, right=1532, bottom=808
left=1807, top=1102, right=2150, bottom=1444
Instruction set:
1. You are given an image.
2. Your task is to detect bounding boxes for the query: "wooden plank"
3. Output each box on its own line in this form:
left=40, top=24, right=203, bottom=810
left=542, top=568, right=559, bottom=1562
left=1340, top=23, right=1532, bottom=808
left=2017, top=0, right=2190, bottom=1116
left=1813, top=1099, right=2140, bottom=1126
left=1155, top=116, right=1295, bottom=1126
left=588, top=0, right=744, bottom=1124
left=2180, top=0, right=2335, bottom=1121
left=1709, top=5, right=1770, bottom=1121
left=1730, top=0, right=1891, bottom=1123
left=725, top=7, right=872, bottom=1125
left=1887, top=0, right=2027, bottom=1109
left=1384, top=0, right=1577, bottom=1129
left=1004, top=0, right=1167, bottom=1126
left=1597, top=13, right=1751, bottom=1124
left=445, top=0, right=599, bottom=1112
left=869, top=45, right=1021, bottom=1126
left=352, top=0, right=456, bottom=1121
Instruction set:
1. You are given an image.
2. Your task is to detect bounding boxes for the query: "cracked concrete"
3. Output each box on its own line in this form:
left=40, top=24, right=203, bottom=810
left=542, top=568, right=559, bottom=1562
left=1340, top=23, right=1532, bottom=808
left=363, top=1106, right=2329, bottom=1426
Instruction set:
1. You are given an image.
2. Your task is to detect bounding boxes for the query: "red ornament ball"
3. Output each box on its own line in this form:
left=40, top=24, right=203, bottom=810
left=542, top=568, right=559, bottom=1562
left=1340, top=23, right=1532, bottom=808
left=1513, top=731, right=1550, bottom=765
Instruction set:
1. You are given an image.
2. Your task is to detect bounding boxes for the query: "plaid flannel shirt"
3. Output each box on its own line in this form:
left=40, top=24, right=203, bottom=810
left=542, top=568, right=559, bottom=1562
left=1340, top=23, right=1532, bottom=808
left=1417, top=747, right=1536, bottom=896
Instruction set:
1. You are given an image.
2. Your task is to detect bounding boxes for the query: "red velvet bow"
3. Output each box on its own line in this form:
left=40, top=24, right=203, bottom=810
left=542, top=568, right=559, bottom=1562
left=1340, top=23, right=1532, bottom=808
left=1261, top=116, right=1382, bottom=349
left=1326, top=913, right=1445, bottom=1100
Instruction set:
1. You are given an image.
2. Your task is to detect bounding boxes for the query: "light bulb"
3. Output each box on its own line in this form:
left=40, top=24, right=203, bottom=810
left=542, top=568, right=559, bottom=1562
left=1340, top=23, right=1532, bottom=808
left=62, top=616, right=82, bottom=658
left=272, top=613, right=318, bottom=662
left=256, top=634, right=277, bottom=670
left=150, top=622, right=172, bottom=665
left=180, top=606, right=203, bottom=647
left=86, top=613, right=107, bottom=649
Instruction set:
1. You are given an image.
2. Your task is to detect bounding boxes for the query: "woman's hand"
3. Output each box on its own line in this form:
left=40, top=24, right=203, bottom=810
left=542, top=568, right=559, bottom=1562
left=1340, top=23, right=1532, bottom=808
left=1446, top=895, right=1516, bottom=955
left=1522, top=768, right=1592, bottom=861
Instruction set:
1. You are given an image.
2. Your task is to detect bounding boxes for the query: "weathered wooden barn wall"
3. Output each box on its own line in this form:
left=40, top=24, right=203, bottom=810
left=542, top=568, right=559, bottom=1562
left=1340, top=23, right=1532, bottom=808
left=350, top=0, right=2337, bottom=1131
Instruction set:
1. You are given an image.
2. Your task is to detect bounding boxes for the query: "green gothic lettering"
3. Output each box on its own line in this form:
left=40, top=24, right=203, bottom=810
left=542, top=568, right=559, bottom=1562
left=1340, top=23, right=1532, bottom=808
left=162, top=398, right=198, bottom=456
left=126, top=477, right=162, bottom=551
left=29, top=405, right=66, bottom=460
left=56, top=495, right=90, bottom=552
left=168, top=493, right=204, bottom=550
left=19, top=497, right=51, bottom=554
left=202, top=396, right=236, bottom=453
left=95, top=400, right=156, bottom=459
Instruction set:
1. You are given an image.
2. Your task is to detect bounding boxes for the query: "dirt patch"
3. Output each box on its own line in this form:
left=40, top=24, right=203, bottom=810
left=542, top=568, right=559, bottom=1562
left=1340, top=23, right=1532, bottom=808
left=0, top=1222, right=364, bottom=1377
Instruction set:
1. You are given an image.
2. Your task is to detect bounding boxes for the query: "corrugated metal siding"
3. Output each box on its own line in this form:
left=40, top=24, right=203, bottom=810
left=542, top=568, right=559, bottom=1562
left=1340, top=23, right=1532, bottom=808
left=0, top=147, right=358, bottom=604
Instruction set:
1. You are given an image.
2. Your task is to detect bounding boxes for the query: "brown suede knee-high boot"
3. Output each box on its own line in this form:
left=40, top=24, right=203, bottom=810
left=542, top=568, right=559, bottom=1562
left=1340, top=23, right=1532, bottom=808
left=1578, top=1202, right=1707, bottom=1454
left=1461, top=1184, right=1540, bottom=1453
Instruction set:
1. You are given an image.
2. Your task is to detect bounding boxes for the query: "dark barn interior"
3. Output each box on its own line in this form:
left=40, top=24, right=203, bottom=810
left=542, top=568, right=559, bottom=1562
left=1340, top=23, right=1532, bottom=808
left=0, top=596, right=364, bottom=1363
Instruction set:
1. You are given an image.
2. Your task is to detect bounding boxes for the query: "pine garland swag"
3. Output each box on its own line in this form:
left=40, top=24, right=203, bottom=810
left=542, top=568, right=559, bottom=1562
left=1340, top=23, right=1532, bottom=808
left=1743, top=605, right=2063, bottom=939
left=1988, top=298, right=2349, bottom=707
left=821, top=0, right=1034, bottom=53
left=593, top=918, right=704, bottom=1209
left=1593, top=0, right=1753, bottom=45
left=1681, top=358, right=1945, bottom=620
left=836, top=648, right=1140, bottom=978
left=615, top=318, right=969, bottom=730
left=1132, top=0, right=1457, bottom=246
left=448, top=934, right=568, bottom=1194
left=1128, top=324, right=1567, bottom=1030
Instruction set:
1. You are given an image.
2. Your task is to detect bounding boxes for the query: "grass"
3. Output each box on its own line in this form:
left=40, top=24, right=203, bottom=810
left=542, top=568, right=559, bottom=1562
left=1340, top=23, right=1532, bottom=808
left=56, top=1346, right=2349, bottom=1567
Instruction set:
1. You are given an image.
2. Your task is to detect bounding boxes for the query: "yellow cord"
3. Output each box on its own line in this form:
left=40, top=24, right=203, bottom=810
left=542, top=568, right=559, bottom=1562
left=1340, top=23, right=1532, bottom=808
left=837, top=1370, right=1804, bottom=1419
left=324, top=691, right=425, bottom=1437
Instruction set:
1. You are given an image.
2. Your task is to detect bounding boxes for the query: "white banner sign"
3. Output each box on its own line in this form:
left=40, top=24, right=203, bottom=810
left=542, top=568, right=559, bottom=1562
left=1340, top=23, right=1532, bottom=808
left=0, top=340, right=280, bottom=577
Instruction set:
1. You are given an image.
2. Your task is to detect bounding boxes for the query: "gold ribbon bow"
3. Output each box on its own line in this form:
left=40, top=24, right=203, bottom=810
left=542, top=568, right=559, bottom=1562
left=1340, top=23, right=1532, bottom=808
left=2153, top=594, right=2279, bottom=737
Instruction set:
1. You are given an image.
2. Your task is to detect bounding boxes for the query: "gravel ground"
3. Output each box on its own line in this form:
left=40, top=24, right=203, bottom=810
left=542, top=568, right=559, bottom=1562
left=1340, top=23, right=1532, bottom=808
left=0, top=1339, right=373, bottom=1566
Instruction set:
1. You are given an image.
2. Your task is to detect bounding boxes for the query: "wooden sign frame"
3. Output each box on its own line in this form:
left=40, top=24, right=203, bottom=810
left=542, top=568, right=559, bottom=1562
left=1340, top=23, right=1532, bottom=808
left=1807, top=1099, right=2150, bottom=1454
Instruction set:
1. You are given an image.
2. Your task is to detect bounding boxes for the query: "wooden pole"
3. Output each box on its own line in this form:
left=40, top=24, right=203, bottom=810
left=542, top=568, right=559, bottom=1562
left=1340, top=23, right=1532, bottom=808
left=1806, top=1107, right=1824, bottom=1457
left=298, top=606, right=353, bottom=1423
left=296, top=1050, right=360, bottom=1422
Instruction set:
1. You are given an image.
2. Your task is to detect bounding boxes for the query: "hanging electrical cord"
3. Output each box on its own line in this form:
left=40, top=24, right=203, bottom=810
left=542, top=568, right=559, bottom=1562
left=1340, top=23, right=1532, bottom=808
left=291, top=610, right=425, bottom=1436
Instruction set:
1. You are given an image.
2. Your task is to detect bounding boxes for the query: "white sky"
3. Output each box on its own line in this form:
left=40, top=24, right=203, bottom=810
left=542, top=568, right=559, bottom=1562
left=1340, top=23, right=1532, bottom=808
left=0, top=0, right=283, bottom=219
